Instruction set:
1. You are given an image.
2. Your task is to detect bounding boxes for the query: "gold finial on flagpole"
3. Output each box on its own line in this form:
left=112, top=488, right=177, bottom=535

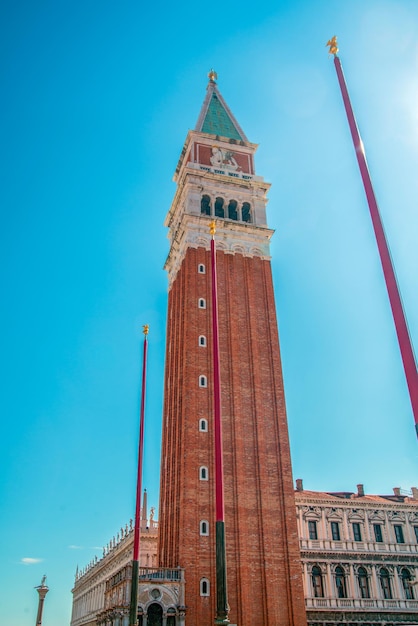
left=209, top=220, right=216, bottom=237
left=326, top=36, right=338, bottom=56
left=142, top=324, right=149, bottom=336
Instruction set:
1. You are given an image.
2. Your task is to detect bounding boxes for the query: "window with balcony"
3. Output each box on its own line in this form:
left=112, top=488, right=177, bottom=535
left=335, top=566, right=347, bottom=598
left=311, top=566, right=324, bottom=598
left=394, top=524, right=405, bottom=544
left=401, top=568, right=414, bottom=600
left=373, top=524, right=383, bottom=542
left=352, top=522, right=362, bottom=542
left=357, top=567, right=370, bottom=599
left=331, top=521, right=340, bottom=541
left=379, top=568, right=392, bottom=599
left=308, top=520, right=318, bottom=540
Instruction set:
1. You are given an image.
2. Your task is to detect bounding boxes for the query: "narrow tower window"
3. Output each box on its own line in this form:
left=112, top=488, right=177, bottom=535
left=200, top=578, right=210, bottom=596
left=199, top=375, right=207, bottom=388
left=198, top=264, right=205, bottom=274
left=201, top=195, right=211, bottom=216
left=200, top=520, right=209, bottom=536
left=242, top=202, right=251, bottom=223
left=199, top=466, right=208, bottom=481
left=214, top=197, right=224, bottom=218
left=199, top=418, right=208, bottom=432
left=228, top=199, right=238, bottom=221
left=199, top=335, right=207, bottom=347
left=198, top=298, right=206, bottom=309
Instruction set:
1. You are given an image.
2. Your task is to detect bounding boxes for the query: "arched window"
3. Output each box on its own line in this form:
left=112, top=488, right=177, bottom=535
left=401, top=568, right=414, bottom=600
left=199, top=418, right=208, bottom=432
left=198, top=263, right=206, bottom=274
left=215, top=197, right=224, bottom=218
left=311, top=566, right=324, bottom=598
left=199, top=375, right=207, bottom=388
left=200, top=520, right=209, bottom=536
left=147, top=604, right=163, bottom=622
left=200, top=578, right=210, bottom=596
left=379, top=568, right=392, bottom=599
left=228, top=199, right=238, bottom=221
left=198, top=298, right=206, bottom=309
left=335, top=566, right=347, bottom=598
left=242, top=202, right=251, bottom=223
left=199, top=335, right=207, bottom=347
left=357, top=567, right=370, bottom=599
left=201, top=195, right=211, bottom=216
left=199, top=466, right=208, bottom=480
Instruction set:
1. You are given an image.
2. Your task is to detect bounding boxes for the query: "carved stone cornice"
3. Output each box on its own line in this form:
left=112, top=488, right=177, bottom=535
left=306, top=610, right=418, bottom=622
left=301, top=550, right=418, bottom=565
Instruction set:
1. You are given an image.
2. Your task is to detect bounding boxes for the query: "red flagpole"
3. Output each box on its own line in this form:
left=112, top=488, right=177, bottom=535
left=327, top=37, right=418, bottom=437
left=129, top=325, right=149, bottom=626
left=209, top=221, right=229, bottom=625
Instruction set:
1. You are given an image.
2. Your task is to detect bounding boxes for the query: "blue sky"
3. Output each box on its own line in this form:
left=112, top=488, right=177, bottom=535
left=1, top=0, right=418, bottom=624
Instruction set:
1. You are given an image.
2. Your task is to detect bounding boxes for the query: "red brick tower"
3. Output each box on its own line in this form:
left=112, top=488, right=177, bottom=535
left=158, top=71, right=306, bottom=626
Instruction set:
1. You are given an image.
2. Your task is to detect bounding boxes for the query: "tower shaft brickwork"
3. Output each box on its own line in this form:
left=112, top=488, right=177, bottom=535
left=158, top=75, right=307, bottom=626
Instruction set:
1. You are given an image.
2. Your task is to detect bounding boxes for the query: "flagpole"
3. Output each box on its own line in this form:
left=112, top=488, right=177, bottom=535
left=129, top=325, right=149, bottom=626
left=209, top=221, right=229, bottom=625
left=327, top=37, right=418, bottom=437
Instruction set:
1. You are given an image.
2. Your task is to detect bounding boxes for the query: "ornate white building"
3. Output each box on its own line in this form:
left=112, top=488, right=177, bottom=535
left=296, top=481, right=418, bottom=626
left=70, top=492, right=172, bottom=626
left=71, top=484, right=418, bottom=626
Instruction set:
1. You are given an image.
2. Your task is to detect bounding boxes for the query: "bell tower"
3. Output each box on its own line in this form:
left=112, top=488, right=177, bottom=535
left=158, top=71, right=307, bottom=626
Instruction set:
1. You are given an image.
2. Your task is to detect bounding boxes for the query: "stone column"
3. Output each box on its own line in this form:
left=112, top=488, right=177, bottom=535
left=35, top=576, right=49, bottom=626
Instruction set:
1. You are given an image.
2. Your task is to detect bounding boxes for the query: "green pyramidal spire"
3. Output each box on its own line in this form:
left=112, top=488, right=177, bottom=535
left=195, top=70, right=248, bottom=142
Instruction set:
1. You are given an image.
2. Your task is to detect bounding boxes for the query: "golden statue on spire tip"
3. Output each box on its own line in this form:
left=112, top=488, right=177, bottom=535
left=142, top=324, right=149, bottom=336
left=208, top=68, right=218, bottom=83
left=209, top=220, right=216, bottom=236
left=326, top=36, right=338, bottom=56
